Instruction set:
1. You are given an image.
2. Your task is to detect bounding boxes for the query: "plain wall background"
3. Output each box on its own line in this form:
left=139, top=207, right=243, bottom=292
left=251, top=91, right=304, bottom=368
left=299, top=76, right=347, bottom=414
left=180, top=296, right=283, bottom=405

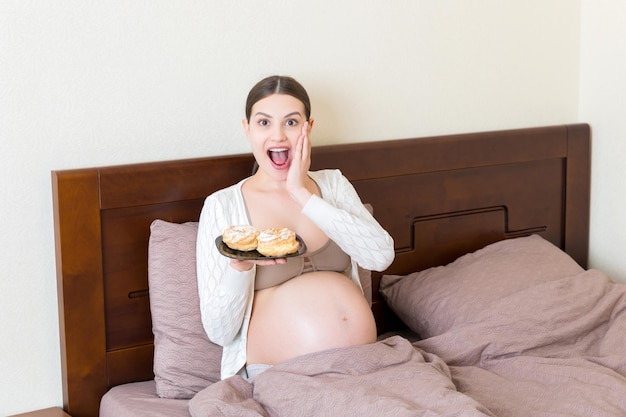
left=1, top=0, right=622, bottom=414
left=579, top=0, right=626, bottom=285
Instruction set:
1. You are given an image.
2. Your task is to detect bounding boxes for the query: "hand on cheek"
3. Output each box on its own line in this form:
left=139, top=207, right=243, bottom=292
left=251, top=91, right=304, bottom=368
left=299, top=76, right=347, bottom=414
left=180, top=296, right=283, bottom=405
left=286, top=122, right=313, bottom=206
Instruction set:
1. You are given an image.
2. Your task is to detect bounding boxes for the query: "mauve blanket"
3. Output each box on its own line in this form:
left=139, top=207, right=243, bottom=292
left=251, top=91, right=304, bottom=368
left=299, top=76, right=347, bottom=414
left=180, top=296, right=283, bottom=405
left=415, top=269, right=626, bottom=417
left=189, top=336, right=494, bottom=417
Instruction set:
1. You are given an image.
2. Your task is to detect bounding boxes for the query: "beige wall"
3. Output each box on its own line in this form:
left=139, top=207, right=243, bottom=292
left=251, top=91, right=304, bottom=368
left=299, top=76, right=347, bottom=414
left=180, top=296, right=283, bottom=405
left=579, top=0, right=626, bottom=284
left=0, top=1, right=589, bottom=414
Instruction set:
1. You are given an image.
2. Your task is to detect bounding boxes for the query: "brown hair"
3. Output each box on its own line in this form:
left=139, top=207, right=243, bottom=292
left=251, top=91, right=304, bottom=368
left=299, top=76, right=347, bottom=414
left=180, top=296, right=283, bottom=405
left=245, top=75, right=311, bottom=121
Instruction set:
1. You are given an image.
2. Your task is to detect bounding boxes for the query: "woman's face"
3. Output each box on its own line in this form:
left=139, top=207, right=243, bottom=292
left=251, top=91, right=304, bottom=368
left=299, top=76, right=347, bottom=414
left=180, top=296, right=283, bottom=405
left=243, top=93, right=311, bottom=180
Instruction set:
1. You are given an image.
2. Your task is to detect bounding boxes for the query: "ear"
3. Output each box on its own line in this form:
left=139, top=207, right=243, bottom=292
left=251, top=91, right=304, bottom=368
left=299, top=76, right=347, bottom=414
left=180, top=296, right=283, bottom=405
left=242, top=118, right=251, bottom=140
left=308, top=118, right=315, bottom=133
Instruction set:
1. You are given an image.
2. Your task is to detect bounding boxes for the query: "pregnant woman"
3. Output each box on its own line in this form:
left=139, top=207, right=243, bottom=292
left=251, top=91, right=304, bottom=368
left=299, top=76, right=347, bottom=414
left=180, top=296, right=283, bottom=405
left=196, top=75, right=395, bottom=380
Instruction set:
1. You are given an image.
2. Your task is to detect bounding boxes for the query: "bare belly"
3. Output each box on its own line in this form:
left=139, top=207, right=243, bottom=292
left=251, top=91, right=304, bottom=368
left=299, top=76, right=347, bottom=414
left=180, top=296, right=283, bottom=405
left=246, top=271, right=376, bottom=365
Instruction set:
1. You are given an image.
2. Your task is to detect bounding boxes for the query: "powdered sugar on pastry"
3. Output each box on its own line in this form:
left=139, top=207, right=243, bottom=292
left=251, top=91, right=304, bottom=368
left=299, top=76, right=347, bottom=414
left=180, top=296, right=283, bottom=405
left=257, top=227, right=299, bottom=257
left=222, top=225, right=259, bottom=251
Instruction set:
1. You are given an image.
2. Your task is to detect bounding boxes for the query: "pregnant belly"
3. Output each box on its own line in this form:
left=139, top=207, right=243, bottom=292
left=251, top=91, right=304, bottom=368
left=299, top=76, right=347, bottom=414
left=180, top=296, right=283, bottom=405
left=246, top=271, right=376, bottom=365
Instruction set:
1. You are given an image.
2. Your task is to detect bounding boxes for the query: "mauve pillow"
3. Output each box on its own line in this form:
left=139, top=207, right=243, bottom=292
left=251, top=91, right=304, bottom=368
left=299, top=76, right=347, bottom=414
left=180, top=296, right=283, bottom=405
left=148, top=220, right=222, bottom=399
left=380, top=234, right=584, bottom=339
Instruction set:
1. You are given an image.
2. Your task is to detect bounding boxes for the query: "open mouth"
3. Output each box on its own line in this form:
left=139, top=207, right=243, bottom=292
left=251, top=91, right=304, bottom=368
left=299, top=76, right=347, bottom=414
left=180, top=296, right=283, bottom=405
left=268, top=148, right=289, bottom=167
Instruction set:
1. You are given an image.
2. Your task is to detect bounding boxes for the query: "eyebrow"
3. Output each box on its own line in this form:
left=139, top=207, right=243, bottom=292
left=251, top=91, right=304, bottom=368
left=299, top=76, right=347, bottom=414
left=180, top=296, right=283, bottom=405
left=253, top=111, right=303, bottom=119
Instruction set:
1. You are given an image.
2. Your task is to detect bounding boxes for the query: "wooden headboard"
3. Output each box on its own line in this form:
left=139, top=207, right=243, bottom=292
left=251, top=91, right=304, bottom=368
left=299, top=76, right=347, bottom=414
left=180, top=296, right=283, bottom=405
left=52, top=123, right=590, bottom=417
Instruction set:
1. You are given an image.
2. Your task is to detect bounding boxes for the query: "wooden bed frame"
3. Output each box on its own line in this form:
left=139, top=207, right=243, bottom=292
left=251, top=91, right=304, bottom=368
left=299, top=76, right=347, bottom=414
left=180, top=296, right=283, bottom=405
left=52, top=123, right=590, bottom=417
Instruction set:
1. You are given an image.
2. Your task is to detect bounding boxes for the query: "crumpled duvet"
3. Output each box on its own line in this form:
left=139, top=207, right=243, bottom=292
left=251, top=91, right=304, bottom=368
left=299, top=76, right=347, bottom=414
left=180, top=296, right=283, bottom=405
left=189, top=336, right=493, bottom=417
left=415, top=269, right=626, bottom=417
left=189, top=269, right=626, bottom=417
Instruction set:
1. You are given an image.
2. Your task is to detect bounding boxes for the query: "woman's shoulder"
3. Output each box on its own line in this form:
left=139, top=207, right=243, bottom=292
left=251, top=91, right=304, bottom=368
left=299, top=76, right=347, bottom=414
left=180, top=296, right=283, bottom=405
left=203, top=178, right=246, bottom=208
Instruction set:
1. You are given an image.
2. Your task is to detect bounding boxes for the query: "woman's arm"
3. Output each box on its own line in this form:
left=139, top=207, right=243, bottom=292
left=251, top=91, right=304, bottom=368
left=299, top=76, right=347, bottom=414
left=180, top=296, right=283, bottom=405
left=196, top=192, right=255, bottom=346
left=303, top=170, right=395, bottom=272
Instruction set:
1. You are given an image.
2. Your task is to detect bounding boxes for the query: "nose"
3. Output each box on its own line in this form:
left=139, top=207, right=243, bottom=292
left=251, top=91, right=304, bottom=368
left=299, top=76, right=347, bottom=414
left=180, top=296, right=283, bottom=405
left=271, top=124, right=287, bottom=142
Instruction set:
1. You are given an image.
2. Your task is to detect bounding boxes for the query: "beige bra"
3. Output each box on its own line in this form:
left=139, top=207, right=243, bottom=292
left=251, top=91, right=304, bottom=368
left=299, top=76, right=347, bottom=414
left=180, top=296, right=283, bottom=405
left=255, top=239, right=351, bottom=290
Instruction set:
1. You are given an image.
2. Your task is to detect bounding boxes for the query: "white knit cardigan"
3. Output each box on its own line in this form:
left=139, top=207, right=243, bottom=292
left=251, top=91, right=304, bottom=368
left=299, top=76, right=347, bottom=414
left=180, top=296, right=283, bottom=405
left=196, top=169, right=395, bottom=379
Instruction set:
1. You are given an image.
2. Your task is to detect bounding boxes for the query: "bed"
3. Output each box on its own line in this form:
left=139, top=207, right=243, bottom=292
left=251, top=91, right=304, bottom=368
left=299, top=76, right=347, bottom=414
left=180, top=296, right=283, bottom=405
left=52, top=123, right=626, bottom=416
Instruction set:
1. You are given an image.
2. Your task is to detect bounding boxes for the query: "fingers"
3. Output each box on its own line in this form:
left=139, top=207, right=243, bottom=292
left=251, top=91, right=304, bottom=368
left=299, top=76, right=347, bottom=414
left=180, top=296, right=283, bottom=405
left=300, top=122, right=310, bottom=160
left=256, top=258, right=288, bottom=266
left=230, top=257, right=287, bottom=271
left=291, top=121, right=310, bottom=172
left=285, top=121, right=312, bottom=204
left=229, top=258, right=254, bottom=272
left=296, top=121, right=310, bottom=165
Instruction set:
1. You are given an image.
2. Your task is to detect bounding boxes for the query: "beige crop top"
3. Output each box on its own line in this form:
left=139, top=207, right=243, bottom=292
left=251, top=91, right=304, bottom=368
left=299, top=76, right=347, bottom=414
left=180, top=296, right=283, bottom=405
left=255, top=239, right=351, bottom=290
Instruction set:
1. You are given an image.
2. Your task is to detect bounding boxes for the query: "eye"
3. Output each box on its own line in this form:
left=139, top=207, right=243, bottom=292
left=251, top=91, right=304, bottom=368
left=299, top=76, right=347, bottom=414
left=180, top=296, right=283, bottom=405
left=285, top=119, right=298, bottom=127
left=257, top=119, right=270, bottom=127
